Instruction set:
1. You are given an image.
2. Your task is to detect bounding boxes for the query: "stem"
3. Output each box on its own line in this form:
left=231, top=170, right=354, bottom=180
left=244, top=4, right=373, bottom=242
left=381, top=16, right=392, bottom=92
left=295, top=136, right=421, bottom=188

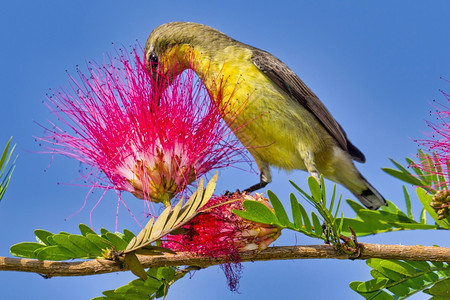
left=399, top=275, right=449, bottom=300
left=1, top=243, right=449, bottom=277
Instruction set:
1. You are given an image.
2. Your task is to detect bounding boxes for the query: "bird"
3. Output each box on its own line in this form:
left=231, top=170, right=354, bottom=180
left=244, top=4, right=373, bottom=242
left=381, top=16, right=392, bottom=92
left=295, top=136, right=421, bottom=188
left=144, top=22, right=386, bottom=210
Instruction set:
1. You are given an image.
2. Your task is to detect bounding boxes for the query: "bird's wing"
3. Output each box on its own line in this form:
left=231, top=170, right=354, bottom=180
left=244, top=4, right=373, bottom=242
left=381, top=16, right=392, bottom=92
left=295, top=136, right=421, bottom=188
left=251, top=49, right=365, bottom=163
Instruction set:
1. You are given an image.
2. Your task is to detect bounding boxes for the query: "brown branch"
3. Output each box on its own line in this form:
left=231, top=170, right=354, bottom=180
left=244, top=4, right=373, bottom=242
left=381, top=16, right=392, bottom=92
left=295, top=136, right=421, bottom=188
left=1, top=243, right=449, bottom=277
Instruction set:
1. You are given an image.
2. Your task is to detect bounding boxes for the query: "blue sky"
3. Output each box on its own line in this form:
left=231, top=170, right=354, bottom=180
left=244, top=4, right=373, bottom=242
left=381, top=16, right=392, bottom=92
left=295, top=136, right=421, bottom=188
left=1, top=1, right=450, bottom=299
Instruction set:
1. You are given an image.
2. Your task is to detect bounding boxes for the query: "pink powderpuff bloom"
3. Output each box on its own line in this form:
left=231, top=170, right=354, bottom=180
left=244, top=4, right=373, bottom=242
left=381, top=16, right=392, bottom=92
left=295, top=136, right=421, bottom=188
left=415, top=88, right=450, bottom=187
left=163, top=192, right=281, bottom=291
left=41, top=47, right=245, bottom=207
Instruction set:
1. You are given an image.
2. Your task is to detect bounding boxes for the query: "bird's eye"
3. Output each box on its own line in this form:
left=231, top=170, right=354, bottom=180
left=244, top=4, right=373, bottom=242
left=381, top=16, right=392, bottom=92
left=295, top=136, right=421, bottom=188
left=148, top=53, right=159, bottom=70
left=149, top=53, right=158, bottom=63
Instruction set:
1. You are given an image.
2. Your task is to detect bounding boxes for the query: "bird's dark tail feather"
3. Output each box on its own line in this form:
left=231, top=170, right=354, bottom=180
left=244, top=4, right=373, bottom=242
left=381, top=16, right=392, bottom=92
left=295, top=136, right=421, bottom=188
left=353, top=179, right=387, bottom=210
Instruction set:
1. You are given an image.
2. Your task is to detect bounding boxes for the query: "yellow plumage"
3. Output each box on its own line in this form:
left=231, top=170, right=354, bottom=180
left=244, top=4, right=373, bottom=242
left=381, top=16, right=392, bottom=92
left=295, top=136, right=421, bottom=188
left=145, top=22, right=386, bottom=209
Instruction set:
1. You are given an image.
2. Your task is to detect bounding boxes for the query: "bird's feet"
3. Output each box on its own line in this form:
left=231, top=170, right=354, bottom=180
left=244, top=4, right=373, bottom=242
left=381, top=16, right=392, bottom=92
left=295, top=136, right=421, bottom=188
left=243, top=181, right=269, bottom=194
left=339, top=227, right=361, bottom=259
left=224, top=189, right=241, bottom=197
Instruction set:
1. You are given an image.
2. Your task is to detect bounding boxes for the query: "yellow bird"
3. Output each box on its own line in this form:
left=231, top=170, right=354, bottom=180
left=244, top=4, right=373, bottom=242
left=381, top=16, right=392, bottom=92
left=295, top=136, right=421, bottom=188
left=145, top=22, right=386, bottom=210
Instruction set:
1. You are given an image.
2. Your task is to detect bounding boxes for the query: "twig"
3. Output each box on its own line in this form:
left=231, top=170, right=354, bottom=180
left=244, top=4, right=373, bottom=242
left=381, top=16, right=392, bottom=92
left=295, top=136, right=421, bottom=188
left=1, top=243, right=449, bottom=277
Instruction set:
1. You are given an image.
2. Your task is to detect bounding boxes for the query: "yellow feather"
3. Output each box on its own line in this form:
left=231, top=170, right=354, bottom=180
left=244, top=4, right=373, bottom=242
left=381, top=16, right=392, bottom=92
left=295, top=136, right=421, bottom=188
left=145, top=22, right=386, bottom=209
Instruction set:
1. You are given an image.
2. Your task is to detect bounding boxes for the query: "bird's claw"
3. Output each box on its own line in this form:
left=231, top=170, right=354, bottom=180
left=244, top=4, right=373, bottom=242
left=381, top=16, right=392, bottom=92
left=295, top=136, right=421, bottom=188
left=339, top=227, right=361, bottom=259
left=224, top=189, right=241, bottom=197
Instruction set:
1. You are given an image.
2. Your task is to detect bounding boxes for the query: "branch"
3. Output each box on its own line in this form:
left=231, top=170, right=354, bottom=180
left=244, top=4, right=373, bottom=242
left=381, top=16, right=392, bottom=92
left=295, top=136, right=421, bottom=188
left=1, top=243, right=449, bottom=277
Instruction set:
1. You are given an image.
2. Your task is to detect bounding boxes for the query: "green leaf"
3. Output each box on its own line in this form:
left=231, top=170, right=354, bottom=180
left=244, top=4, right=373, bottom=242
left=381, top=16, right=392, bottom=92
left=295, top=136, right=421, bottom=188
left=10, top=242, right=45, bottom=258
left=123, top=176, right=218, bottom=256
left=160, top=267, right=176, bottom=281
left=104, top=233, right=128, bottom=251
left=406, top=261, right=431, bottom=272
left=52, top=234, right=88, bottom=258
left=150, top=206, right=172, bottom=240
left=307, top=176, right=321, bottom=203
left=380, top=260, right=417, bottom=277
left=135, top=246, right=176, bottom=256
left=311, top=212, right=323, bottom=236
left=433, top=153, right=447, bottom=190
left=348, top=203, right=391, bottom=229
left=141, top=245, right=176, bottom=254
left=290, top=194, right=303, bottom=229
left=387, top=282, right=410, bottom=297
left=320, top=175, right=326, bottom=207
left=163, top=198, right=184, bottom=233
left=289, top=180, right=313, bottom=202
left=346, top=199, right=366, bottom=214
left=350, top=282, right=394, bottom=299
left=34, top=230, right=56, bottom=246
left=143, top=276, right=163, bottom=289
left=341, top=196, right=436, bottom=236
left=0, top=137, right=16, bottom=202
left=339, top=218, right=381, bottom=236
left=356, top=278, right=389, bottom=292
left=378, top=210, right=414, bottom=224
left=367, top=259, right=402, bottom=281
left=389, top=158, right=418, bottom=180
left=155, top=284, right=168, bottom=299
left=356, top=259, right=450, bottom=299
left=379, top=200, right=402, bottom=215
left=98, top=266, right=183, bottom=299
left=382, top=167, right=423, bottom=186
left=122, top=229, right=135, bottom=243
left=35, top=245, right=76, bottom=261
left=387, top=223, right=438, bottom=230
left=178, top=178, right=204, bottom=222
left=233, top=200, right=280, bottom=226
left=79, top=224, right=97, bottom=237
left=298, top=203, right=312, bottom=232
left=127, top=217, right=154, bottom=251
left=200, top=172, right=217, bottom=209
left=0, top=138, right=12, bottom=171
left=402, top=185, right=413, bottom=219
left=417, top=150, right=436, bottom=187
left=68, top=235, right=103, bottom=257
left=424, top=153, right=439, bottom=188
left=333, top=194, right=342, bottom=220
left=115, top=285, right=153, bottom=296
left=329, top=184, right=337, bottom=212
left=417, top=188, right=450, bottom=228
left=337, top=212, right=344, bottom=237
left=431, top=261, right=444, bottom=268
left=86, top=233, right=112, bottom=250
left=124, top=253, right=148, bottom=280
left=100, top=228, right=110, bottom=237
left=406, top=157, right=424, bottom=176
left=267, top=190, right=290, bottom=226
left=420, top=208, right=427, bottom=224
left=425, top=278, right=450, bottom=296
left=370, top=269, right=386, bottom=279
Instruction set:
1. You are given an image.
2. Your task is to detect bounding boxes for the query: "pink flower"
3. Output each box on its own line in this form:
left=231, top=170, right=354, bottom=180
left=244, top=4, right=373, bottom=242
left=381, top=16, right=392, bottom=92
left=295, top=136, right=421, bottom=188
left=415, top=88, right=450, bottom=188
left=41, top=47, right=244, bottom=207
left=163, top=192, right=281, bottom=290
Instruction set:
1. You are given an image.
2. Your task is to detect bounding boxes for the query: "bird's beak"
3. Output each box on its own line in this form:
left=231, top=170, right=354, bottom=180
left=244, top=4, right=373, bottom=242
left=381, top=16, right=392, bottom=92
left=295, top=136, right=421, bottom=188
left=144, top=60, right=158, bottom=80
left=145, top=53, right=182, bottom=88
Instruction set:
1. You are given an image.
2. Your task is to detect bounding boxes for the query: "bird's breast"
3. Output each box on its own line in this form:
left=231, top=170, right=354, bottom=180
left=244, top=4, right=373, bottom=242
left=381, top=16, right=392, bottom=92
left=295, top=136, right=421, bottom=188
left=195, top=47, right=336, bottom=170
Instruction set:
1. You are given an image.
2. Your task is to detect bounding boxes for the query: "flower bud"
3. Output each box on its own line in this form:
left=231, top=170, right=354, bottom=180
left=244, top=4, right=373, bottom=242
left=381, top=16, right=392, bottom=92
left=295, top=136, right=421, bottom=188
left=431, top=189, right=450, bottom=220
left=163, top=192, right=281, bottom=290
left=164, top=192, right=281, bottom=255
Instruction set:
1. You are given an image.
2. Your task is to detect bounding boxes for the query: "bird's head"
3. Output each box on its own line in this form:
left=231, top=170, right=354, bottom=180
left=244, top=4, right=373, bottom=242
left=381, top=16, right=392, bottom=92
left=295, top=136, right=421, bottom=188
left=145, top=22, right=231, bottom=80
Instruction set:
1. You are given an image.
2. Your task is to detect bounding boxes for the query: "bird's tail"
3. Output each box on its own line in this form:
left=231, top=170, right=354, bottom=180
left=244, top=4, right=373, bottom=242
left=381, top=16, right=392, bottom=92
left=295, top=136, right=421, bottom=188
left=353, top=177, right=387, bottom=210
